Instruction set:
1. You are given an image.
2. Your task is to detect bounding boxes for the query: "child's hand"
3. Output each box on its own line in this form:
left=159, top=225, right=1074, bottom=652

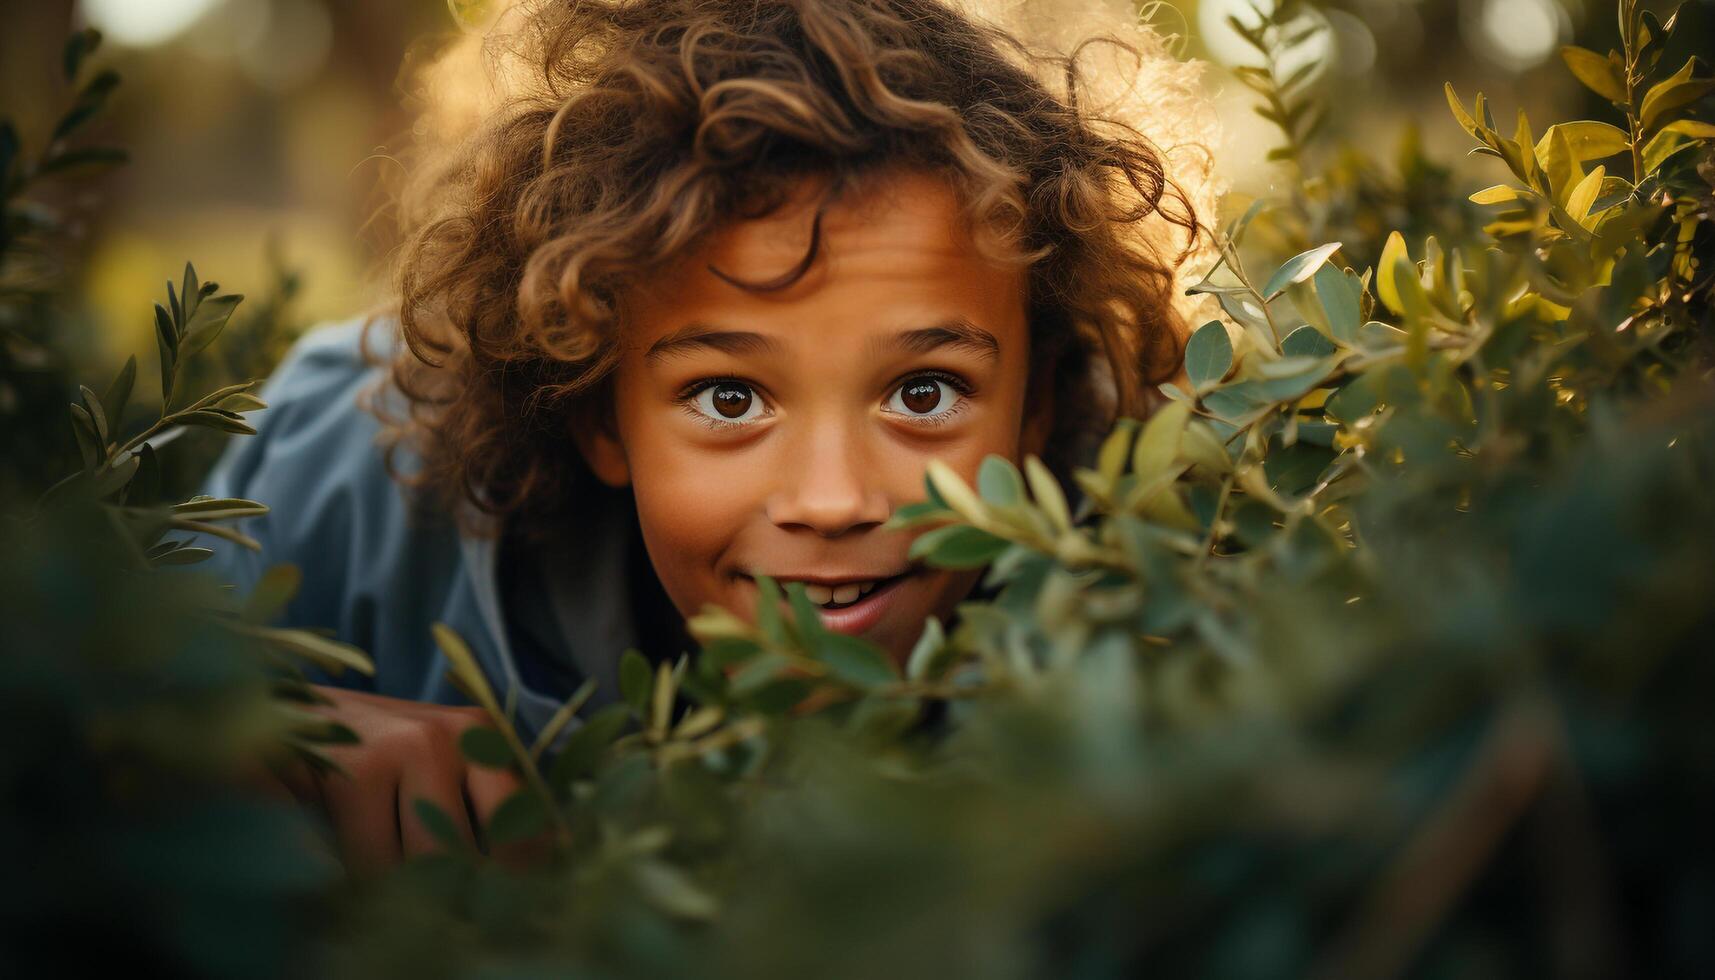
left=270, top=685, right=526, bottom=875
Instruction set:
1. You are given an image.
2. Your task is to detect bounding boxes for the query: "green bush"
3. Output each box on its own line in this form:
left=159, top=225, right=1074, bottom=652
left=4, top=3, right=1714, bottom=976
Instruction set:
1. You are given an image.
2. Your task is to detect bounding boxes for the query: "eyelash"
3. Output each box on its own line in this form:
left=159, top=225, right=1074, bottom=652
left=674, top=371, right=976, bottom=430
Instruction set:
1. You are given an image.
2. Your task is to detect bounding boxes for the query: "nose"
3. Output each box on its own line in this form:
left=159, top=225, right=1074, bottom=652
left=764, top=421, right=892, bottom=538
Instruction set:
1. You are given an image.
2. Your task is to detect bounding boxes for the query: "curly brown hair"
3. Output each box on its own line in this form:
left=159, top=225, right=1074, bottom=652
left=379, top=0, right=1205, bottom=535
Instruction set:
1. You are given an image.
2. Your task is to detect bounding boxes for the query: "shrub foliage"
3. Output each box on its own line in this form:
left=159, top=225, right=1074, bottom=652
left=3, top=3, right=1714, bottom=976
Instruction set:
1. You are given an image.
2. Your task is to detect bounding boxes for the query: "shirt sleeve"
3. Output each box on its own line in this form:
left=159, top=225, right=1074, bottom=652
left=194, top=315, right=406, bottom=690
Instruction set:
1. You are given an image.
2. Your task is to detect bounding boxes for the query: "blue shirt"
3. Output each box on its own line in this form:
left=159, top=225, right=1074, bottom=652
left=196, top=316, right=655, bottom=740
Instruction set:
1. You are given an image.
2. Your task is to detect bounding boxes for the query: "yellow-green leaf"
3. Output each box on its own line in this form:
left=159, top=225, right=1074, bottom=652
left=1559, top=46, right=1626, bottom=103
left=432, top=622, right=501, bottom=717
left=1023, top=456, right=1072, bottom=533
left=1661, top=118, right=1715, bottom=139
left=1095, top=419, right=1138, bottom=484
left=925, top=459, right=987, bottom=525
left=1533, top=121, right=1628, bottom=198
left=1445, top=83, right=1483, bottom=139
left=1468, top=184, right=1521, bottom=205
left=1376, top=231, right=1409, bottom=316
left=1132, top=402, right=1190, bottom=479
left=1565, top=164, right=1606, bottom=228
left=1641, top=57, right=1715, bottom=133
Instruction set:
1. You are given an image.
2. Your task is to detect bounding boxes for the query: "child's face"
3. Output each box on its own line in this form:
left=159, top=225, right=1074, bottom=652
left=578, top=169, right=1046, bottom=657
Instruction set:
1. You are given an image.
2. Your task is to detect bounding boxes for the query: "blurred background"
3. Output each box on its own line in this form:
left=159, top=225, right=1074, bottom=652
left=0, top=0, right=1707, bottom=378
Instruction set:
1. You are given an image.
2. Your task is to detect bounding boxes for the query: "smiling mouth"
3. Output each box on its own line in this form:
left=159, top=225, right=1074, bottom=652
left=746, top=571, right=910, bottom=608
left=747, top=569, right=912, bottom=610
left=735, top=569, right=917, bottom=639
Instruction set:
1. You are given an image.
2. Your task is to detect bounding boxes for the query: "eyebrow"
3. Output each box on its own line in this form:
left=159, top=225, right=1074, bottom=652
left=886, top=318, right=1001, bottom=362
left=642, top=317, right=1002, bottom=363
left=645, top=323, right=782, bottom=363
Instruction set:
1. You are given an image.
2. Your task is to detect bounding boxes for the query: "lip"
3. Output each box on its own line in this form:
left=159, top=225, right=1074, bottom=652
left=740, top=570, right=914, bottom=637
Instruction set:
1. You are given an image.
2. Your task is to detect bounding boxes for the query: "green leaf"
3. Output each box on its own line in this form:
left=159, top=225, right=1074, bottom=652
left=485, top=790, right=548, bottom=846
left=1262, top=242, right=1342, bottom=300
left=62, top=28, right=102, bottom=81
left=100, top=355, right=137, bottom=428
left=632, top=861, right=719, bottom=921
left=548, top=704, right=630, bottom=789
left=78, top=385, right=109, bottom=448
left=459, top=727, right=515, bottom=769
left=149, top=545, right=214, bottom=566
left=976, top=455, right=1024, bottom=506
left=785, top=581, right=824, bottom=644
left=52, top=69, right=120, bottom=141
left=1280, top=325, right=1337, bottom=359
left=411, top=799, right=469, bottom=854
left=813, top=632, right=898, bottom=689
left=906, top=617, right=947, bottom=681
left=1158, top=382, right=1194, bottom=405
left=1559, top=46, right=1626, bottom=104
left=69, top=404, right=101, bottom=470
left=1200, top=384, right=1274, bottom=427
left=219, top=392, right=267, bottom=413
left=531, top=678, right=599, bottom=762
left=1185, top=320, right=1234, bottom=392
left=753, top=574, right=789, bottom=647
left=908, top=524, right=1011, bottom=568
left=177, top=409, right=256, bottom=435
left=885, top=499, right=952, bottom=530
left=1181, top=421, right=1233, bottom=474
left=250, top=625, right=375, bottom=678
left=1024, top=456, right=1071, bottom=532
left=154, top=304, right=178, bottom=404
left=179, top=293, right=242, bottom=360
left=650, top=662, right=676, bottom=736
left=130, top=443, right=160, bottom=503
left=172, top=496, right=269, bottom=519
left=36, top=146, right=128, bottom=177
left=242, top=564, right=301, bottom=624
left=619, top=648, right=652, bottom=717
left=1314, top=265, right=1362, bottom=342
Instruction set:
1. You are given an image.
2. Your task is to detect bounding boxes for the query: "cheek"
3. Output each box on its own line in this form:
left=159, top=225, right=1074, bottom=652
left=627, top=442, right=762, bottom=593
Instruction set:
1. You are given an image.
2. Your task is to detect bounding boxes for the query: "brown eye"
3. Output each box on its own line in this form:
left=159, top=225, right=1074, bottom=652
left=686, top=379, right=768, bottom=425
left=901, top=379, right=941, bottom=414
left=886, top=375, right=963, bottom=419
left=711, top=382, right=752, bottom=418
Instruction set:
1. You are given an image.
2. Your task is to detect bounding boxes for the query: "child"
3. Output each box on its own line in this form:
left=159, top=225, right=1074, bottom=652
left=203, top=0, right=1219, bottom=870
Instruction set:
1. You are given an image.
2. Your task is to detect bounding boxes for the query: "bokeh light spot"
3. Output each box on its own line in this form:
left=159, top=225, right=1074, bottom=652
left=78, top=0, right=226, bottom=47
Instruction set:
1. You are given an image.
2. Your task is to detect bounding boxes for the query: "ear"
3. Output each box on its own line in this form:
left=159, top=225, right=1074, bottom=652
left=572, top=410, right=631, bottom=488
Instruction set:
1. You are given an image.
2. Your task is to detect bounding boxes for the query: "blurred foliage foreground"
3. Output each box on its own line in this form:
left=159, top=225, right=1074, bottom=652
left=4, top=4, right=1715, bottom=977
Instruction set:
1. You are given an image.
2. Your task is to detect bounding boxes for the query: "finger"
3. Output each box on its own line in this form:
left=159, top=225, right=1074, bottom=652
left=321, top=771, right=403, bottom=877
left=398, top=764, right=476, bottom=859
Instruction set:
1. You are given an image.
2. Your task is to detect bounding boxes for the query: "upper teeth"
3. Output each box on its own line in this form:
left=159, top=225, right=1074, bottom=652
left=801, top=582, right=875, bottom=606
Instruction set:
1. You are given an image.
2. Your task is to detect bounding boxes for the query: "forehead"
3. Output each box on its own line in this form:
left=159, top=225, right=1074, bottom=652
left=619, top=170, right=1027, bottom=345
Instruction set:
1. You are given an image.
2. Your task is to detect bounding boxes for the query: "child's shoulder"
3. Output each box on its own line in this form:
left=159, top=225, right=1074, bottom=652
left=199, top=313, right=456, bottom=599
left=259, top=314, right=397, bottom=418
